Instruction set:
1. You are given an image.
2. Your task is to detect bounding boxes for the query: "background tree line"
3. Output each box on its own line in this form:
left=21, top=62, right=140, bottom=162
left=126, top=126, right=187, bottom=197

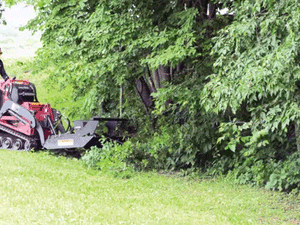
left=3, top=0, right=300, bottom=192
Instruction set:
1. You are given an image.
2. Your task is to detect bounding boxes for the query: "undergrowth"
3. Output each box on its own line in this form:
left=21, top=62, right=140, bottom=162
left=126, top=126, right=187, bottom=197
left=81, top=135, right=300, bottom=195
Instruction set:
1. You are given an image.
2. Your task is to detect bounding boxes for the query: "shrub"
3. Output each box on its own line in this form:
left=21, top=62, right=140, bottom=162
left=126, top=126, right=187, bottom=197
left=81, top=140, right=135, bottom=179
left=266, top=152, right=300, bottom=192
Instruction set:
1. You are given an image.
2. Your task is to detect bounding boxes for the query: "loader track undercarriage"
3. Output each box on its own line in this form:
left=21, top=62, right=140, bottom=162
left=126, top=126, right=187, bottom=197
left=0, top=123, right=37, bottom=151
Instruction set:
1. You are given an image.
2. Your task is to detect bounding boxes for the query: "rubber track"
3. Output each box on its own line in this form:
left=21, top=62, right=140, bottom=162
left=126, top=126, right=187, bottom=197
left=0, top=123, right=37, bottom=150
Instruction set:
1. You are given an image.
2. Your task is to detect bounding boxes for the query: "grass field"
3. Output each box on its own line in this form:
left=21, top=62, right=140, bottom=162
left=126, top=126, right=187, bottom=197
left=0, top=150, right=299, bottom=224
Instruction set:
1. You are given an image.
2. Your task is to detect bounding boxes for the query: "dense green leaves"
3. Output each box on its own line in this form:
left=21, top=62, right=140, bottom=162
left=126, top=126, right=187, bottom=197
left=6, top=0, right=300, bottom=191
left=21, top=0, right=208, bottom=119
left=21, top=0, right=226, bottom=170
left=199, top=0, right=300, bottom=191
left=205, top=0, right=300, bottom=152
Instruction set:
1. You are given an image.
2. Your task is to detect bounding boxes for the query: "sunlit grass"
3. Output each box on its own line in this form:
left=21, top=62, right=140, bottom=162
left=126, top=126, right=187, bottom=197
left=0, top=149, right=299, bottom=224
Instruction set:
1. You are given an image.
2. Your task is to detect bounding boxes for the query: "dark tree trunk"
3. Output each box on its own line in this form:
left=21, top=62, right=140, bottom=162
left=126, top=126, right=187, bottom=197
left=135, top=76, right=155, bottom=114
left=158, top=65, right=170, bottom=84
left=134, top=0, right=218, bottom=115
left=152, top=70, right=161, bottom=90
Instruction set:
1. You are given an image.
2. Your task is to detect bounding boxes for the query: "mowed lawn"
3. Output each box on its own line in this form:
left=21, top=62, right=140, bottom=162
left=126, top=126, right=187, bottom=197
left=0, top=150, right=299, bottom=225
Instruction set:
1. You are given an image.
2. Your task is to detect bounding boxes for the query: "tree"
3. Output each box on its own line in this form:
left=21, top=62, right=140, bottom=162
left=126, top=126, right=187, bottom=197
left=16, top=0, right=226, bottom=117
left=5, top=0, right=300, bottom=189
left=9, top=0, right=230, bottom=168
left=199, top=0, right=300, bottom=189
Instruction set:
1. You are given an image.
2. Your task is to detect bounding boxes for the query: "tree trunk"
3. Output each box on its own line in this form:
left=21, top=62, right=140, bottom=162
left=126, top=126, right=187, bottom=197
left=152, top=70, right=161, bottom=90
left=158, top=65, right=170, bottom=84
left=135, top=77, right=155, bottom=114
left=295, top=121, right=300, bottom=151
left=145, top=65, right=157, bottom=93
left=208, top=2, right=216, bottom=19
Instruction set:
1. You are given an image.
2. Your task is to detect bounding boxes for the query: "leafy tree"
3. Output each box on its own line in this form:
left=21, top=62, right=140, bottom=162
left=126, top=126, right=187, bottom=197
left=5, top=0, right=300, bottom=190
left=206, top=0, right=300, bottom=151
left=9, top=0, right=231, bottom=169
left=6, top=0, right=226, bottom=113
left=202, top=0, right=300, bottom=188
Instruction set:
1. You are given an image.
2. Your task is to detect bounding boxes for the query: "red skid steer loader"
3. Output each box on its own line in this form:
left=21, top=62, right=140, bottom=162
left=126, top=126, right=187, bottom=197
left=0, top=76, right=125, bottom=151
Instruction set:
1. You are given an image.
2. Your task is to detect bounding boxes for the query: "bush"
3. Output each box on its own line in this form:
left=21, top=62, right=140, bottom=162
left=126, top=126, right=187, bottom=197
left=205, top=144, right=300, bottom=193
left=266, top=152, right=300, bottom=192
left=81, top=140, right=135, bottom=179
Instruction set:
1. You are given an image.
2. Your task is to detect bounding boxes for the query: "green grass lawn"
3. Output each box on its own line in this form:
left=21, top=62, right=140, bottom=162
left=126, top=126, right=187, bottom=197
left=0, top=150, right=299, bottom=224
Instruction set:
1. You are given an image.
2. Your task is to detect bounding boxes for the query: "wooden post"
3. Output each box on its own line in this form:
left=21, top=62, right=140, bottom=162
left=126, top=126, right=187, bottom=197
left=296, top=121, right=300, bottom=151
left=119, top=85, right=124, bottom=117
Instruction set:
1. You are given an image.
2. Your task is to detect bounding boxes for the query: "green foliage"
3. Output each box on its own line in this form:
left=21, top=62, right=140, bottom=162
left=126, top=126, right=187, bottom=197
left=211, top=150, right=300, bottom=193
left=16, top=0, right=231, bottom=173
left=132, top=130, right=174, bottom=170
left=228, top=155, right=276, bottom=187
left=205, top=0, right=300, bottom=152
left=197, top=0, right=300, bottom=192
left=8, top=0, right=300, bottom=193
left=120, top=105, right=222, bottom=171
left=21, top=0, right=207, bottom=120
left=3, top=0, right=24, bottom=5
left=80, top=146, right=102, bottom=169
left=82, top=140, right=135, bottom=178
left=266, top=152, right=300, bottom=192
